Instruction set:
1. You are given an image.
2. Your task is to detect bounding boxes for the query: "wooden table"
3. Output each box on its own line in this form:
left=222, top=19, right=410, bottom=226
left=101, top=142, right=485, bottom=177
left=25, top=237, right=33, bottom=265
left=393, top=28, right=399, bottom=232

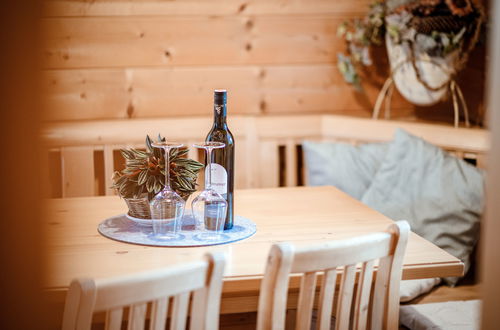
left=44, top=186, right=463, bottom=324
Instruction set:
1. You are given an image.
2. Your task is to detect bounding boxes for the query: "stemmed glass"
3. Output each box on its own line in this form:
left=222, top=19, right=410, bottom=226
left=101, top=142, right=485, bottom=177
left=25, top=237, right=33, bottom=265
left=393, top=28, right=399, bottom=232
left=192, top=142, right=228, bottom=241
left=149, top=141, right=185, bottom=240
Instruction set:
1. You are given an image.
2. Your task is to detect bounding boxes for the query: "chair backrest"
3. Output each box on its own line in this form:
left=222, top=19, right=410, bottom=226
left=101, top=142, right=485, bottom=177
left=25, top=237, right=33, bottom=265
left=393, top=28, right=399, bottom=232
left=256, top=221, right=410, bottom=330
left=62, top=252, right=226, bottom=330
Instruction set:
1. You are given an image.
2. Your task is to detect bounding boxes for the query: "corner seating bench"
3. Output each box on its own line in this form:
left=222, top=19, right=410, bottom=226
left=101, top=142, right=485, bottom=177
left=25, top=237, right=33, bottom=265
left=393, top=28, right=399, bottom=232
left=41, top=114, right=488, bottom=327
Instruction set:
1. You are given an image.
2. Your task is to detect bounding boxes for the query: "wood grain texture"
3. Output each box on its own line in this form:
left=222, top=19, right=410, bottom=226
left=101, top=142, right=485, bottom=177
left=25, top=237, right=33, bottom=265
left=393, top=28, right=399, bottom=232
left=42, top=0, right=373, bottom=17
left=42, top=114, right=489, bottom=196
left=45, top=187, right=463, bottom=305
left=255, top=221, right=409, bottom=329
left=39, top=0, right=486, bottom=124
left=41, top=65, right=419, bottom=121
left=62, top=253, right=225, bottom=330
left=41, top=15, right=345, bottom=69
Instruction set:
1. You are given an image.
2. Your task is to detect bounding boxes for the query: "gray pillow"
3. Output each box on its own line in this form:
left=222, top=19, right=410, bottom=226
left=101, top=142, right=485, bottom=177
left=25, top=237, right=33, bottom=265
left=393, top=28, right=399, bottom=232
left=361, top=129, right=484, bottom=285
left=302, top=141, right=388, bottom=199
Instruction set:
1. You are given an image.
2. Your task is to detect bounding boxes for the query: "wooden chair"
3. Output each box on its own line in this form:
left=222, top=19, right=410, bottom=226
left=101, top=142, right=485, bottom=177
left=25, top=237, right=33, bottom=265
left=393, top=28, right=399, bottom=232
left=256, top=220, right=410, bottom=330
left=61, top=252, right=226, bottom=330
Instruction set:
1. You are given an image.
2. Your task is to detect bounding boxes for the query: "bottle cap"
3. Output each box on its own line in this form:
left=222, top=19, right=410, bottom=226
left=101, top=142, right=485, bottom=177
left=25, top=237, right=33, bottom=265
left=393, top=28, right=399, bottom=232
left=214, top=89, right=227, bottom=104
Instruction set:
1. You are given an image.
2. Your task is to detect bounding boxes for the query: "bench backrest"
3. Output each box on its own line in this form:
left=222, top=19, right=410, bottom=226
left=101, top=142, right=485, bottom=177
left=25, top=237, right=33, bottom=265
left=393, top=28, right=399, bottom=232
left=41, top=115, right=489, bottom=197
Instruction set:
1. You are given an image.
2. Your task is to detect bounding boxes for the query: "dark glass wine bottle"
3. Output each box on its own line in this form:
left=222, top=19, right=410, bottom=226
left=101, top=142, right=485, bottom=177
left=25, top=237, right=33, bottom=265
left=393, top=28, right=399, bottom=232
left=205, top=89, right=235, bottom=230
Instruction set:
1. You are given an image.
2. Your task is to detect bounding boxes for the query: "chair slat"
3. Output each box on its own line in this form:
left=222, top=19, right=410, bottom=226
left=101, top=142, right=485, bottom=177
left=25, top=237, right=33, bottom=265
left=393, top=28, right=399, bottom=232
left=384, top=222, right=410, bottom=329
left=189, top=288, right=207, bottom=330
left=371, top=256, right=391, bottom=330
left=317, top=269, right=337, bottom=330
left=257, top=243, right=295, bottom=330
left=353, top=260, right=375, bottom=330
left=296, top=271, right=317, bottom=329
left=127, top=302, right=147, bottom=330
left=105, top=308, right=123, bottom=330
left=149, top=298, right=168, bottom=330
left=201, top=252, right=227, bottom=330
left=170, top=292, right=189, bottom=330
left=335, top=265, right=356, bottom=330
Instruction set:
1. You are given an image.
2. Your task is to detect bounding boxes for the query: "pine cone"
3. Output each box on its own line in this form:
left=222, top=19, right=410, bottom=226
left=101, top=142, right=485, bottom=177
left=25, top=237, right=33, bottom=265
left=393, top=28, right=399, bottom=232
left=410, top=15, right=465, bottom=34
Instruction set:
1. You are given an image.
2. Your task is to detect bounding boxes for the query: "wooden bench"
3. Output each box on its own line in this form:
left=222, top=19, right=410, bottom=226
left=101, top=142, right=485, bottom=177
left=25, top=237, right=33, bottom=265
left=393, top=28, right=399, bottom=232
left=41, top=114, right=489, bottom=198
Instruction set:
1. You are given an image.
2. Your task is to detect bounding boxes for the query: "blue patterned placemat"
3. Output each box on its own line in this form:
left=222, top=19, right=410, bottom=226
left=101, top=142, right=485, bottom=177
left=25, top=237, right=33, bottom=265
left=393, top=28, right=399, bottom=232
left=98, top=214, right=257, bottom=247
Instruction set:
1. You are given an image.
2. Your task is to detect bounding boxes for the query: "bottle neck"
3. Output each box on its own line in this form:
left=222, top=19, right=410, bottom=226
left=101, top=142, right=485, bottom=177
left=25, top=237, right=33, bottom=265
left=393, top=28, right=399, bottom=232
left=213, top=103, right=227, bottom=127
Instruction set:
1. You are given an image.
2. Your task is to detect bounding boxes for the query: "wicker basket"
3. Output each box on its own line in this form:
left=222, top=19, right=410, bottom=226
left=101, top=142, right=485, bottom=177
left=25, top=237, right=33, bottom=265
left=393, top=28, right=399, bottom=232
left=124, top=193, right=192, bottom=219
left=124, top=196, right=151, bottom=219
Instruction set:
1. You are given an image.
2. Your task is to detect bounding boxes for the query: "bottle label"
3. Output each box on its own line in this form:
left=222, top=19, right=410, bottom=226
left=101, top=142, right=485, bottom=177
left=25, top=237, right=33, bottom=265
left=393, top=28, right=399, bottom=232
left=207, top=163, right=227, bottom=195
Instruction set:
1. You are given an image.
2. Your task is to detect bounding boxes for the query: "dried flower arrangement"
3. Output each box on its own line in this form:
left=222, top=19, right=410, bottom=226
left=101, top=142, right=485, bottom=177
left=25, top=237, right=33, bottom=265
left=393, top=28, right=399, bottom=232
left=337, top=0, right=485, bottom=89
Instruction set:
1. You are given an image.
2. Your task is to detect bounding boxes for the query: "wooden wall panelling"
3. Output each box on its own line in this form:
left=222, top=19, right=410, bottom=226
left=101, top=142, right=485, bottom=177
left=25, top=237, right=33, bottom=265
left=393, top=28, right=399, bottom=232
left=39, top=0, right=486, bottom=125
left=41, top=15, right=346, bottom=69
left=42, top=65, right=421, bottom=121
left=60, top=146, right=95, bottom=197
left=103, top=145, right=117, bottom=196
left=260, top=65, right=414, bottom=116
left=187, top=140, right=199, bottom=162
left=258, top=140, right=279, bottom=188
left=244, top=117, right=259, bottom=189
left=235, top=136, right=248, bottom=190
left=285, top=139, right=297, bottom=187
left=41, top=0, right=373, bottom=17
left=130, top=67, right=262, bottom=118
left=41, top=69, right=130, bottom=121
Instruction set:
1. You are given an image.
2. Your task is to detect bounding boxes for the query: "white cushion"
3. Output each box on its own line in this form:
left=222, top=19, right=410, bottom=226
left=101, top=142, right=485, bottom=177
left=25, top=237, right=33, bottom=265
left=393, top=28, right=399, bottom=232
left=399, top=300, right=481, bottom=330
left=361, top=129, right=485, bottom=285
left=400, top=278, right=441, bottom=302
left=302, top=141, right=387, bottom=199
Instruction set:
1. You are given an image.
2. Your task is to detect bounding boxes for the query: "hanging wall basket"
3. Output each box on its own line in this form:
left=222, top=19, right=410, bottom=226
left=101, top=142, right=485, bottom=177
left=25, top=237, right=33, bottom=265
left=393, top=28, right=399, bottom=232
left=373, top=35, right=470, bottom=128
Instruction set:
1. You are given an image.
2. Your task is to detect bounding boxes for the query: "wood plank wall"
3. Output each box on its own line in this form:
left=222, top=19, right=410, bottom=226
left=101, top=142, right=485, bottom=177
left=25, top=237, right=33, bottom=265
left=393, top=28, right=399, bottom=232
left=40, top=0, right=486, bottom=124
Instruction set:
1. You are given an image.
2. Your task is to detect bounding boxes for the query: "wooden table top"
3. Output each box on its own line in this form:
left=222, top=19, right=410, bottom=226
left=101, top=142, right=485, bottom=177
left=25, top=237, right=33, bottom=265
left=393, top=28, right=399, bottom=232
left=44, top=186, right=463, bottom=292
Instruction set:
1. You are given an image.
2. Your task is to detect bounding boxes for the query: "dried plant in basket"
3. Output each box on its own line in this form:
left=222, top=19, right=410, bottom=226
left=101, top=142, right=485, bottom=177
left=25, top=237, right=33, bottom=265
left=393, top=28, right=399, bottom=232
left=112, top=135, right=203, bottom=218
left=337, top=0, right=485, bottom=88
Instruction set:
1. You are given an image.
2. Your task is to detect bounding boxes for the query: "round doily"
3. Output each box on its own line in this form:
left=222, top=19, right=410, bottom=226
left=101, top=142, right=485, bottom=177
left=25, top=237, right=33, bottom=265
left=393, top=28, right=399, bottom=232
left=98, top=214, right=256, bottom=247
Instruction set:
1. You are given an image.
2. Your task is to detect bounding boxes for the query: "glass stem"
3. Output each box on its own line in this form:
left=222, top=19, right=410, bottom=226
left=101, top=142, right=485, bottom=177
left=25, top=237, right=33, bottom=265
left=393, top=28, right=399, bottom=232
left=206, top=147, right=212, bottom=190
left=164, top=147, right=171, bottom=190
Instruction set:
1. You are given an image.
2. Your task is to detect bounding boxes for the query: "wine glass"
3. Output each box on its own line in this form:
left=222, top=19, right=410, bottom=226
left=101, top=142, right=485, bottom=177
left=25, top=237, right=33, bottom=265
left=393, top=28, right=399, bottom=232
left=192, top=142, right=228, bottom=241
left=149, top=141, right=185, bottom=240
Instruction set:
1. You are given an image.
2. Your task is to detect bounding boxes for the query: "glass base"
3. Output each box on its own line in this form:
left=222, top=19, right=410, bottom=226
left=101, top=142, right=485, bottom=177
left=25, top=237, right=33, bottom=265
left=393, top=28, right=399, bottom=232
left=149, top=233, right=181, bottom=241
left=196, top=232, right=223, bottom=241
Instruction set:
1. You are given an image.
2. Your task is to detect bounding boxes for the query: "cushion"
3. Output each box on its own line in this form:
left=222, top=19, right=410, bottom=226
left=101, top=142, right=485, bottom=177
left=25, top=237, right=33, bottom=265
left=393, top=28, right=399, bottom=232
left=399, top=300, right=481, bottom=330
left=361, top=129, right=485, bottom=285
left=302, top=141, right=388, bottom=199
left=400, top=278, right=441, bottom=302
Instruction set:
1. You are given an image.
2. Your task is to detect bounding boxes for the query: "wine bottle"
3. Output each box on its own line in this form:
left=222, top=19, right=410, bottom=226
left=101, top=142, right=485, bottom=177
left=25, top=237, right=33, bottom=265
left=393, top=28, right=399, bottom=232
left=205, top=89, right=235, bottom=230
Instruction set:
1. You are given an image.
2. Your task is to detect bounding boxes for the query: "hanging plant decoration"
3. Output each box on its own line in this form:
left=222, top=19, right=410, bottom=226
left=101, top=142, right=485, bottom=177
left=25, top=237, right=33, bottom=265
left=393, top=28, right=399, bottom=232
left=337, top=0, right=485, bottom=126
